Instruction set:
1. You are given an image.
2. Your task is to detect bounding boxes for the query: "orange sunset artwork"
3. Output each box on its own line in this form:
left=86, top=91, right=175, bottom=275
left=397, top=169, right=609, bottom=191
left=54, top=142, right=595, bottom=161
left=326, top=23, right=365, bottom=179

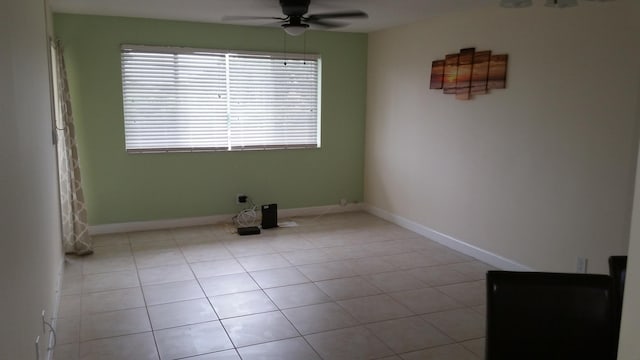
left=430, top=48, right=508, bottom=100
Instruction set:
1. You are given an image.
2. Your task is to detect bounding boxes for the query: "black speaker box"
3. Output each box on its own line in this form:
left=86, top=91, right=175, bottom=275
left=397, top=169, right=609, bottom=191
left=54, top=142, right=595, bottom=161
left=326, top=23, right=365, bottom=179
left=261, top=203, right=278, bottom=229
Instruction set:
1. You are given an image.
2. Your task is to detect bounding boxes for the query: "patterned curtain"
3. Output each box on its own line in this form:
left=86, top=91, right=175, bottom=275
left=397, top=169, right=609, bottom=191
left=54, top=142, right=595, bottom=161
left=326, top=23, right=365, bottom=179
left=52, top=40, right=93, bottom=256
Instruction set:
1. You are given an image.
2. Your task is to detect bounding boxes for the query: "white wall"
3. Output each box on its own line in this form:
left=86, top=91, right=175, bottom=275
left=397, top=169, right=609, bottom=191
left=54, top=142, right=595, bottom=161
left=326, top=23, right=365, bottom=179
left=0, top=0, right=64, bottom=358
left=365, top=1, right=640, bottom=273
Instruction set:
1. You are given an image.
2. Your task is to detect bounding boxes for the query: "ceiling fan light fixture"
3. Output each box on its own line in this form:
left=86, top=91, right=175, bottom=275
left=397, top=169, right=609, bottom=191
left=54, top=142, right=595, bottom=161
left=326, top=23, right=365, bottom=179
left=282, top=23, right=309, bottom=36
left=499, top=0, right=533, bottom=8
left=544, top=0, right=578, bottom=8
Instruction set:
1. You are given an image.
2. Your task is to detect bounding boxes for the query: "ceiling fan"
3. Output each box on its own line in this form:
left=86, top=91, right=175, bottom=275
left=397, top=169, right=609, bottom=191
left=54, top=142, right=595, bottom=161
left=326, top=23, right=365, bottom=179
left=224, top=0, right=368, bottom=36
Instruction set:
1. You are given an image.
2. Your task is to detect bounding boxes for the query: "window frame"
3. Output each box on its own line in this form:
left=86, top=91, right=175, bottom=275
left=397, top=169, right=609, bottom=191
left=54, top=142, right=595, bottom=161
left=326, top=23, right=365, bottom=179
left=120, top=44, right=322, bottom=154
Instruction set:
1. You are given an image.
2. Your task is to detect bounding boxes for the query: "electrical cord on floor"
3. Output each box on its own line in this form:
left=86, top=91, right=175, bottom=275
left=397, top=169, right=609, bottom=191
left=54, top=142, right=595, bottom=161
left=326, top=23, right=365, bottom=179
left=232, top=197, right=258, bottom=228
left=44, top=320, right=56, bottom=351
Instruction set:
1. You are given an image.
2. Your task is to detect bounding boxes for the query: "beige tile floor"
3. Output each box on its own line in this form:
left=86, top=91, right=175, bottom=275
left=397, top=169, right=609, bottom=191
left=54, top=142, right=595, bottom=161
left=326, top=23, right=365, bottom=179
left=54, top=212, right=490, bottom=360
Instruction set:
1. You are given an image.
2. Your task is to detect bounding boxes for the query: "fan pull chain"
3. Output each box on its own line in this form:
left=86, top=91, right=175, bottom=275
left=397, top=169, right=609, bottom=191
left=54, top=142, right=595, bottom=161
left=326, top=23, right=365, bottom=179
left=283, top=31, right=288, bottom=66
left=303, top=32, right=307, bottom=65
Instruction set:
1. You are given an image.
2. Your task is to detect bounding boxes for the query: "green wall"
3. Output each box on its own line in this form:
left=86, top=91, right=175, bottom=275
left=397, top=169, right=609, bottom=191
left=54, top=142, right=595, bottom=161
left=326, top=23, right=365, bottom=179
left=54, top=14, right=367, bottom=225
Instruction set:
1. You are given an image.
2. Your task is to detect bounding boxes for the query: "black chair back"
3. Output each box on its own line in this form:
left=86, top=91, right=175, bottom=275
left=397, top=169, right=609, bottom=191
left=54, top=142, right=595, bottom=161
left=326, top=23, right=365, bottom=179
left=608, top=255, right=627, bottom=357
left=486, top=271, right=617, bottom=360
left=608, top=255, right=627, bottom=315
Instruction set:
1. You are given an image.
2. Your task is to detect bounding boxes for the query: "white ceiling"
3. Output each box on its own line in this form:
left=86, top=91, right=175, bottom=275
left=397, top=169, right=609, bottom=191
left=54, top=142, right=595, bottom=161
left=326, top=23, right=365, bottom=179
left=50, top=0, right=496, bottom=33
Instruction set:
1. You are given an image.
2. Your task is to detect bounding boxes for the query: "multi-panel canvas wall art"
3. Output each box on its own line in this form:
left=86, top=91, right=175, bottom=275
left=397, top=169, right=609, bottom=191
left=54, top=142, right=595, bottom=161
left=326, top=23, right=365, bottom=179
left=430, top=48, right=508, bottom=100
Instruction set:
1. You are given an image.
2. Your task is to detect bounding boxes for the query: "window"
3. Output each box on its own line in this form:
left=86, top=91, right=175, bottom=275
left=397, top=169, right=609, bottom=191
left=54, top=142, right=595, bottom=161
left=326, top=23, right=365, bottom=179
left=120, top=45, right=321, bottom=153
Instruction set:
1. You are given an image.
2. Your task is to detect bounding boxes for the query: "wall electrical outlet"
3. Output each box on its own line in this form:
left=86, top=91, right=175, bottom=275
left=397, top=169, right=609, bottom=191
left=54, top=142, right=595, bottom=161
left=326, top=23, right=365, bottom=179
left=576, top=257, right=588, bottom=273
left=236, top=194, right=247, bottom=204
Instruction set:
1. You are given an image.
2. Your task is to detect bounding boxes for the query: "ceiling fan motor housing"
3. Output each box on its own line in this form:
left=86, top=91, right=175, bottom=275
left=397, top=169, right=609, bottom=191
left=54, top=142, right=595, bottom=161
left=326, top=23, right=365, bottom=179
left=280, top=0, right=311, bottom=17
left=224, top=0, right=367, bottom=34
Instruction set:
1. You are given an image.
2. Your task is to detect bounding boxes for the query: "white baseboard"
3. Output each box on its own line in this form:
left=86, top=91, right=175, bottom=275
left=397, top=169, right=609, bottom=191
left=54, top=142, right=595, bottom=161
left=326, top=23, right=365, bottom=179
left=365, top=205, right=534, bottom=272
left=279, top=203, right=365, bottom=219
left=88, top=203, right=527, bottom=271
left=89, top=213, right=233, bottom=235
left=89, top=203, right=365, bottom=235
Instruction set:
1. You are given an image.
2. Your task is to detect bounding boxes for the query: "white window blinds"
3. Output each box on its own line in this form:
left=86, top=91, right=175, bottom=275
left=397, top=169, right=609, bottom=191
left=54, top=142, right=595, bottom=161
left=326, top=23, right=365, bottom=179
left=121, top=45, right=321, bottom=153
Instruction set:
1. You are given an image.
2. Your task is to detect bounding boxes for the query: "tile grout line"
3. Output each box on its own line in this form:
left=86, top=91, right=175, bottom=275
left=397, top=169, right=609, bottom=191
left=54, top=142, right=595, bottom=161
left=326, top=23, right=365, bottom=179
left=128, top=231, right=163, bottom=360
left=182, top=227, right=243, bottom=359
left=228, top=234, right=325, bottom=359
